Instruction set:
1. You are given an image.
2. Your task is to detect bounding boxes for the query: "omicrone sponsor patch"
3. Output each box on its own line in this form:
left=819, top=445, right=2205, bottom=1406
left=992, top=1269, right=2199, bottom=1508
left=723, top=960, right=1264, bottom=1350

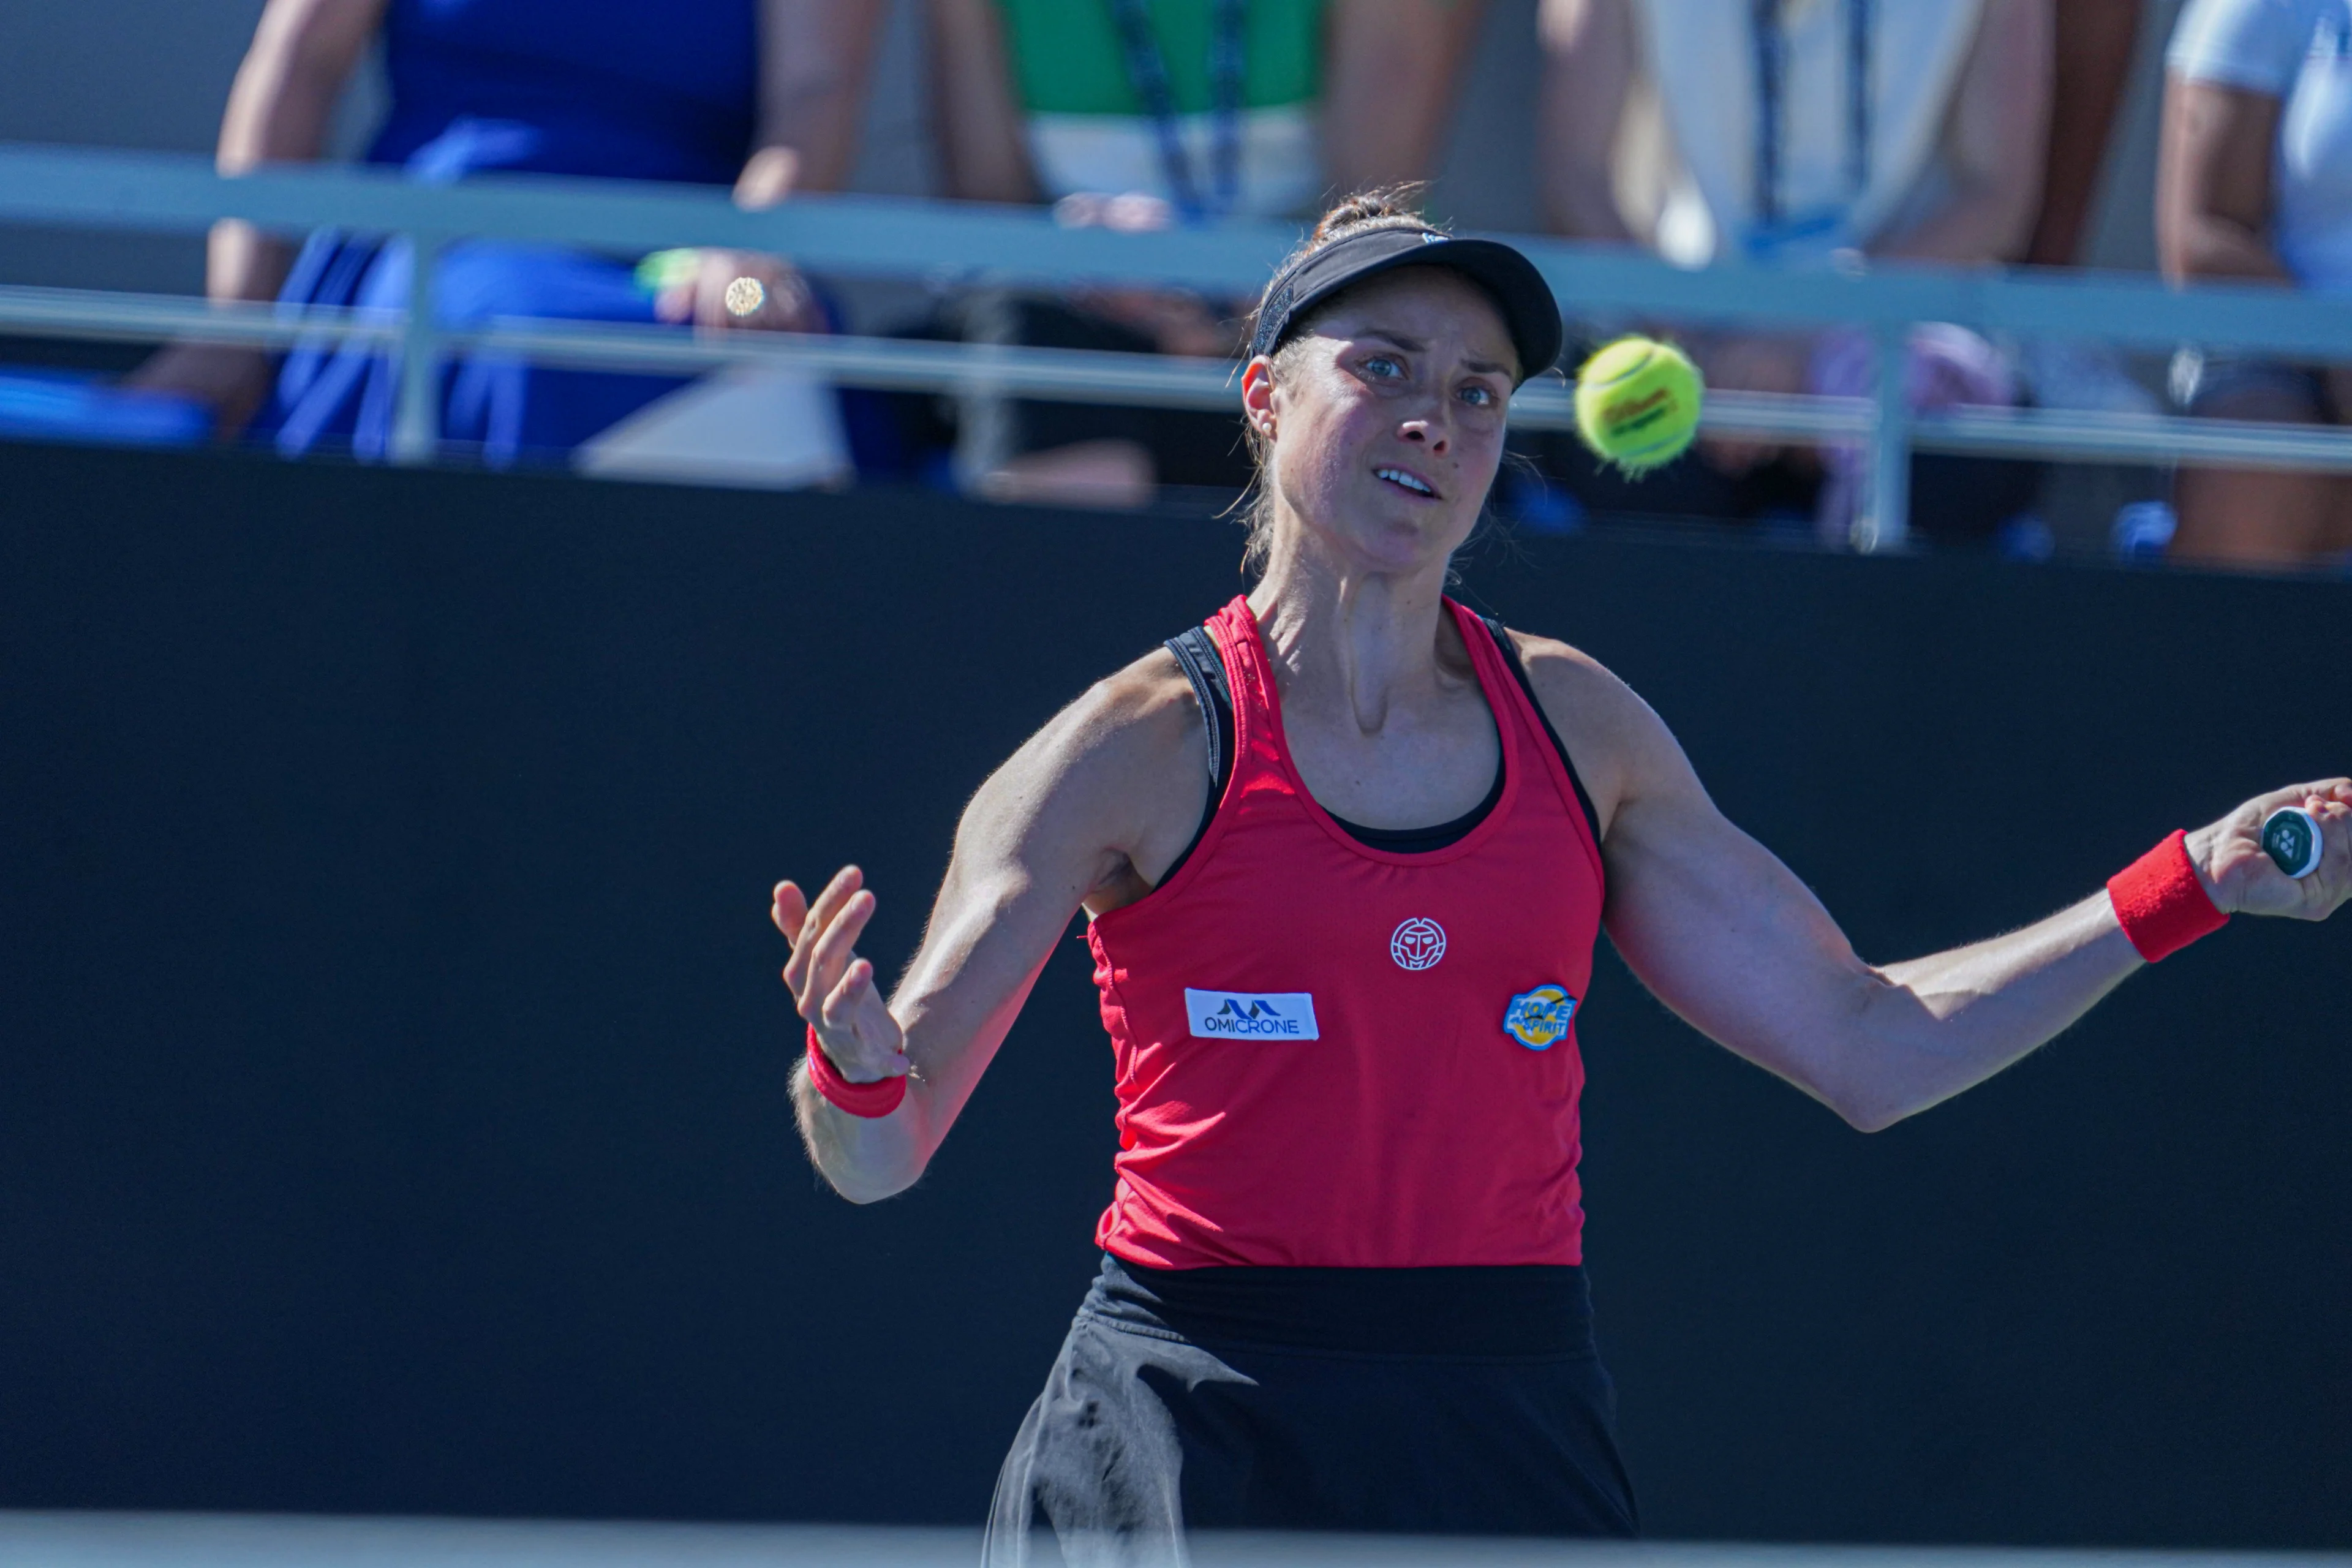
left=1184, top=989, right=1320, bottom=1040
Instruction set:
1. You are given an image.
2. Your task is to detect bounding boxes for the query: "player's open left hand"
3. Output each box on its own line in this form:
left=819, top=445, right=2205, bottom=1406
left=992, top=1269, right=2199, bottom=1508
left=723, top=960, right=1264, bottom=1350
left=774, top=866, right=907, bottom=1083
left=2188, top=780, right=2352, bottom=921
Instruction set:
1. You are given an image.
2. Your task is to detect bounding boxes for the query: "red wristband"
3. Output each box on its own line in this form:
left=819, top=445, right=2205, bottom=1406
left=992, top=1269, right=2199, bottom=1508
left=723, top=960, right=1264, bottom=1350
left=2108, top=829, right=2228, bottom=963
left=804, top=1025, right=908, bottom=1118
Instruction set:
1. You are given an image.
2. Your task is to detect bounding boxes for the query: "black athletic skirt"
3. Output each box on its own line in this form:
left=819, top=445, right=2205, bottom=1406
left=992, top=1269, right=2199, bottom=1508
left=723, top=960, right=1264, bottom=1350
left=984, top=1254, right=1638, bottom=1563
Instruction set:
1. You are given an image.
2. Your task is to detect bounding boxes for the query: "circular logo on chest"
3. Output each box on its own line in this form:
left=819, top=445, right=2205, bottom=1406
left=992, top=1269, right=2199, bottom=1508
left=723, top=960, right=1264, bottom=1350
left=1389, top=917, right=1448, bottom=971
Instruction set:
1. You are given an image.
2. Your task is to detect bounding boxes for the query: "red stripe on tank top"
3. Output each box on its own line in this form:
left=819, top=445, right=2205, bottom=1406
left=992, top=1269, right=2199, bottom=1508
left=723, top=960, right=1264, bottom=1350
left=1087, top=595, right=1607, bottom=1269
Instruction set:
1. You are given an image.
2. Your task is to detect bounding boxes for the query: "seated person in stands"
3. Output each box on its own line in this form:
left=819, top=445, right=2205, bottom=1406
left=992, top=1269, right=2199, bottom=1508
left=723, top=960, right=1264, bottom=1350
left=1536, top=0, right=2051, bottom=545
left=132, top=0, right=883, bottom=467
left=914, top=0, right=1488, bottom=506
left=2029, top=0, right=2144, bottom=270
left=2158, top=0, right=2352, bottom=569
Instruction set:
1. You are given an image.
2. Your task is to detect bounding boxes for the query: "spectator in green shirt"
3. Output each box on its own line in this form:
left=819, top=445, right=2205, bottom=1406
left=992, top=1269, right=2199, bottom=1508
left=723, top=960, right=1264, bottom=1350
left=916, top=0, right=1490, bottom=507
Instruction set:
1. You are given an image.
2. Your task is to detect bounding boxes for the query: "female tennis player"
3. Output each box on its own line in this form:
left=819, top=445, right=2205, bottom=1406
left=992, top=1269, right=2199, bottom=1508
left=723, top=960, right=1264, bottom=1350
left=772, top=193, right=2351, bottom=1555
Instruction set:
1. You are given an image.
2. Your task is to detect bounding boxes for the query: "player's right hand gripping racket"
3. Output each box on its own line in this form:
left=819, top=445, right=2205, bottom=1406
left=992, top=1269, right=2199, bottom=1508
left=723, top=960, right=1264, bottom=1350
left=2262, top=808, right=2326, bottom=880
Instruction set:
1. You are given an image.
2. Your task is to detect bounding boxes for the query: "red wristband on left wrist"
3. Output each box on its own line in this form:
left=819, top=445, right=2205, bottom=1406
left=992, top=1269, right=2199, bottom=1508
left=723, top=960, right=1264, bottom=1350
left=2108, top=829, right=2228, bottom=963
left=804, top=1025, right=908, bottom=1118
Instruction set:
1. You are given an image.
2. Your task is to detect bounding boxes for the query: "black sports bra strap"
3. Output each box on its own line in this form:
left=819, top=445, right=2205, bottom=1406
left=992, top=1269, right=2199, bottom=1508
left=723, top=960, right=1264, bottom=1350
left=1479, top=614, right=1605, bottom=847
left=1154, top=615, right=1596, bottom=890
left=1158, top=625, right=1237, bottom=888
left=1164, top=625, right=1233, bottom=796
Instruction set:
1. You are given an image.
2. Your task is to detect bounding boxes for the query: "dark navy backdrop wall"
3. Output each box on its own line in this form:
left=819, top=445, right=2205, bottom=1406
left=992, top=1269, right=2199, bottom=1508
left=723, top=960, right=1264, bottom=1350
left=1, top=442, right=2345, bottom=1548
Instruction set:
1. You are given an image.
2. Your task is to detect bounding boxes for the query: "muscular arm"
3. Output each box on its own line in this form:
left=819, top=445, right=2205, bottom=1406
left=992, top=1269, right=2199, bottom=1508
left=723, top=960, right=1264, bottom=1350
left=1516, top=633, right=2351, bottom=1132
left=778, top=653, right=1207, bottom=1201
left=1871, top=0, right=2051, bottom=264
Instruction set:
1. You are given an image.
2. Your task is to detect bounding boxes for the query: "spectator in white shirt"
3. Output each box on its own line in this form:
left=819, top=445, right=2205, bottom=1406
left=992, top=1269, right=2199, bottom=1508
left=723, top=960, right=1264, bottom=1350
left=2159, top=0, right=2352, bottom=567
left=1537, top=0, right=2052, bottom=545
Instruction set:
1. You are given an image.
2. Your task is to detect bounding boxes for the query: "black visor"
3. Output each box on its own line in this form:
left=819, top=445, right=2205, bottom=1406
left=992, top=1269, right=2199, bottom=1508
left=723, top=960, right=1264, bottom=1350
left=1250, top=227, right=1564, bottom=383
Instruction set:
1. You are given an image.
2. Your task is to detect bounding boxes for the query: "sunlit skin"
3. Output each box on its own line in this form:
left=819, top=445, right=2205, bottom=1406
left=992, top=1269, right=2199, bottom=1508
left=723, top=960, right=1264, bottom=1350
left=1236, top=269, right=1525, bottom=829
left=1246, top=269, right=1518, bottom=578
left=766, top=262, right=2348, bottom=1206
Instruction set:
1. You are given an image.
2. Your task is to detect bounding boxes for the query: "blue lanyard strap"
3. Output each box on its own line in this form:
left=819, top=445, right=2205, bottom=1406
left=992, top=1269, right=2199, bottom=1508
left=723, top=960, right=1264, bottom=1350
left=1749, top=0, right=1873, bottom=235
left=1102, top=0, right=1248, bottom=222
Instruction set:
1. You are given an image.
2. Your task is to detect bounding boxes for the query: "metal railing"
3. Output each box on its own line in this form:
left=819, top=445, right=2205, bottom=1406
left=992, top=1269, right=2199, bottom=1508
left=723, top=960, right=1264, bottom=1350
left=8, top=142, right=2352, bottom=549
left=6, top=1512, right=2348, bottom=1568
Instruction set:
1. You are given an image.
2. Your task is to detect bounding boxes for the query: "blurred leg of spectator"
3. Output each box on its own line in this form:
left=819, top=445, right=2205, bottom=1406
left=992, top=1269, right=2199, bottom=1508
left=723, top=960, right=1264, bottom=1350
left=260, top=237, right=691, bottom=466
left=2169, top=355, right=2352, bottom=567
left=2028, top=0, right=2142, bottom=266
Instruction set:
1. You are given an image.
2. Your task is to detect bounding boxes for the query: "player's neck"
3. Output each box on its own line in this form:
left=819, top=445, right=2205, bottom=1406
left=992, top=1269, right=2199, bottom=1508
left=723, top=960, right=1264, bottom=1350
left=1248, top=541, right=1460, bottom=737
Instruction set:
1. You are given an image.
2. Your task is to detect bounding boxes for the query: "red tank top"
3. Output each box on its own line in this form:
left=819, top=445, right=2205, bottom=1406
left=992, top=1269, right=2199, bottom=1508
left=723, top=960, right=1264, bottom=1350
left=1088, top=595, right=1607, bottom=1269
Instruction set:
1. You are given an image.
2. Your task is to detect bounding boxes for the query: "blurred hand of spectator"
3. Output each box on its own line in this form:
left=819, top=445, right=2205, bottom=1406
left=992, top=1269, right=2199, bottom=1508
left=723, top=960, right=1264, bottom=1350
left=1051, top=190, right=1177, bottom=231
left=655, top=250, right=826, bottom=334
left=650, top=113, right=837, bottom=336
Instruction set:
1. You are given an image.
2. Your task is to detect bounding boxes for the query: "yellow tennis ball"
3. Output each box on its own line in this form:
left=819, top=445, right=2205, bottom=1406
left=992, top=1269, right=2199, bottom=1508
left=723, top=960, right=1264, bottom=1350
left=1574, top=336, right=1703, bottom=476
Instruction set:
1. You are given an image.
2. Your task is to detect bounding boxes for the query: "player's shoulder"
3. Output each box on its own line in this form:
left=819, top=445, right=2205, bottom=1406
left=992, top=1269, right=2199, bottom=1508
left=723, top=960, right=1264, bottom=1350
left=1077, top=644, right=1202, bottom=751
left=1002, top=643, right=1205, bottom=792
left=1496, top=625, right=1657, bottom=736
left=952, top=644, right=1210, bottom=888
left=1494, top=624, right=1688, bottom=829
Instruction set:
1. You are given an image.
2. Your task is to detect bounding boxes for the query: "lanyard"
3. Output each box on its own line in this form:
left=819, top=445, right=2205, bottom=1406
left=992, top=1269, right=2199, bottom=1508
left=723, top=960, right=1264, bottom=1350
left=1749, top=0, right=1872, bottom=244
left=1103, top=0, right=1247, bottom=221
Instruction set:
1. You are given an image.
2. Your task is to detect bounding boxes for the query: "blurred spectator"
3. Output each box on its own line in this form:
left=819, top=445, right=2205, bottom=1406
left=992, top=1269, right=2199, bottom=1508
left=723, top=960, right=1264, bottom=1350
left=2019, top=0, right=2165, bottom=418
left=2158, top=0, right=2352, bottom=568
left=130, top=0, right=884, bottom=468
left=1534, top=0, right=2052, bottom=546
left=904, top=0, right=1489, bottom=506
left=2028, top=0, right=2141, bottom=267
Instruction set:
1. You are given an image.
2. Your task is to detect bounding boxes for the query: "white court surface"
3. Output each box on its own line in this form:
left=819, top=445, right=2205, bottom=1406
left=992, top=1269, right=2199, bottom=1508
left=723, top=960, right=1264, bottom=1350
left=2, top=1515, right=2349, bottom=1568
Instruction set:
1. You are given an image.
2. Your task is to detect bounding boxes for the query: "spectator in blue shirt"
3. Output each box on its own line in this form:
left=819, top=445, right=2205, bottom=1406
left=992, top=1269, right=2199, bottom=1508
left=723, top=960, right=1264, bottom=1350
left=133, top=0, right=884, bottom=466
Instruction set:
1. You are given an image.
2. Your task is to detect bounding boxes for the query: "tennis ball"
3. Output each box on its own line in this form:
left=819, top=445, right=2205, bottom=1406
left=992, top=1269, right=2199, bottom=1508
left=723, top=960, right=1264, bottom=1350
left=1574, top=336, right=1703, bottom=476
